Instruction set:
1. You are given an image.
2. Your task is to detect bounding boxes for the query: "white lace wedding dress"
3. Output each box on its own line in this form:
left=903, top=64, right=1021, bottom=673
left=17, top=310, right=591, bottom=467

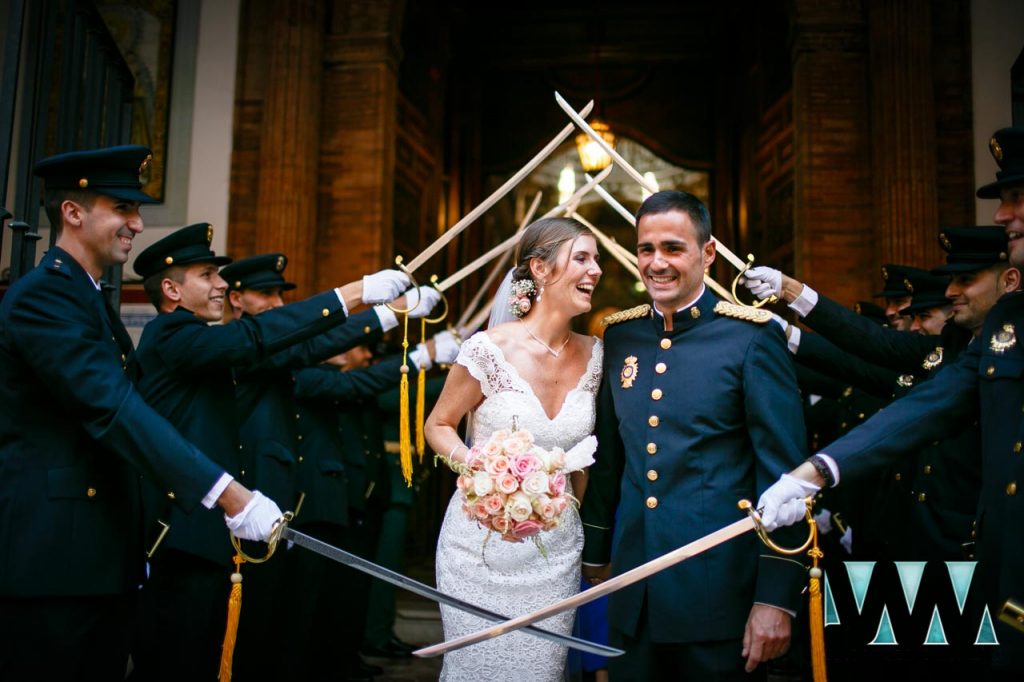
left=435, top=332, right=603, bottom=681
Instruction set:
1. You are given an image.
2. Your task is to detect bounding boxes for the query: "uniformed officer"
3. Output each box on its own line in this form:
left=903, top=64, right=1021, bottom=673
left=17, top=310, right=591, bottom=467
left=222, top=253, right=440, bottom=679
left=0, top=147, right=277, bottom=680
left=876, top=264, right=927, bottom=330
left=760, top=127, right=1024, bottom=677
left=579, top=190, right=808, bottom=680
left=128, top=224, right=410, bottom=679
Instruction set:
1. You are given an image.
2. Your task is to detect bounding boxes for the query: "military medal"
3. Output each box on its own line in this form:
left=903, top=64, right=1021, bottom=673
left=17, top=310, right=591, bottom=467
left=620, top=356, right=638, bottom=388
left=990, top=323, right=1017, bottom=354
left=922, top=347, right=943, bottom=370
left=897, top=374, right=914, bottom=388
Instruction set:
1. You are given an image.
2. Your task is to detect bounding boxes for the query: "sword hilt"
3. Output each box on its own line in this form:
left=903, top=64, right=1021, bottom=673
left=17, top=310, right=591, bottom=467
left=229, top=509, right=295, bottom=564
left=739, top=498, right=816, bottom=556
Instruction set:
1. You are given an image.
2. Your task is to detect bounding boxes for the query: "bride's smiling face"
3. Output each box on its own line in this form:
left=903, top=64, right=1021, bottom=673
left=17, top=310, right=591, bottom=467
left=539, top=235, right=602, bottom=315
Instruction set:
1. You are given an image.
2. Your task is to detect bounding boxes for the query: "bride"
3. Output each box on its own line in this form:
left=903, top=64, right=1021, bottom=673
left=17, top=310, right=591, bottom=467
left=425, top=216, right=604, bottom=681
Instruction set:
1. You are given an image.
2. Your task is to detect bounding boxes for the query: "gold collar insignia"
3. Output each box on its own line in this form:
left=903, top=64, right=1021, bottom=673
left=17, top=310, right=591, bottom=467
left=922, top=347, right=943, bottom=370
left=990, top=323, right=1016, bottom=354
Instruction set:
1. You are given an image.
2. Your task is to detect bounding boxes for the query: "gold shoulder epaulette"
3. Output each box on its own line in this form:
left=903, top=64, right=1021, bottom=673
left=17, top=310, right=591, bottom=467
left=713, top=300, right=772, bottom=324
left=601, top=304, right=651, bottom=328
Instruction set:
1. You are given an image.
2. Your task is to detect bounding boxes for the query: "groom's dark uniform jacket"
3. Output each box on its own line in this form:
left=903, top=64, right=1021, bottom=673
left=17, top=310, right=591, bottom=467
left=581, top=288, right=808, bottom=642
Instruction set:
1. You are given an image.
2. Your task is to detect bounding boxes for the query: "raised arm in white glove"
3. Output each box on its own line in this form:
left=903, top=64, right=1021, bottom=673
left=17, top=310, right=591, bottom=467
left=741, top=265, right=783, bottom=301
left=432, top=330, right=460, bottom=365
left=406, top=286, right=442, bottom=319
left=756, top=473, right=820, bottom=532
left=362, top=269, right=411, bottom=305
left=224, top=490, right=284, bottom=542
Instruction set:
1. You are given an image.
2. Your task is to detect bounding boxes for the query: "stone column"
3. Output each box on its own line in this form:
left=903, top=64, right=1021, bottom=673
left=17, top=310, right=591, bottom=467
left=867, top=0, right=941, bottom=268
left=251, top=0, right=324, bottom=296
left=316, top=0, right=405, bottom=293
left=791, top=0, right=875, bottom=305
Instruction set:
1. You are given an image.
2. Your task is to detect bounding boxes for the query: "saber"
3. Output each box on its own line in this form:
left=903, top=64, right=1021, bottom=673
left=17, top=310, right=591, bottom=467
left=415, top=514, right=757, bottom=657
left=436, top=166, right=612, bottom=293
left=584, top=173, right=738, bottom=303
left=555, top=92, right=748, bottom=274
left=404, top=100, right=594, bottom=274
left=281, top=526, right=624, bottom=658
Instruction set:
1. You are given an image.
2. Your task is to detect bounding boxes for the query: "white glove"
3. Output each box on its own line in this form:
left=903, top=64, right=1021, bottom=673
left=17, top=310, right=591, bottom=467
left=742, top=265, right=783, bottom=301
left=224, top=490, right=284, bottom=542
left=406, top=286, right=442, bottom=319
left=839, top=526, right=853, bottom=554
left=433, top=330, right=460, bottom=365
left=757, top=473, right=820, bottom=532
left=813, top=508, right=834, bottom=535
left=362, top=270, right=410, bottom=305
left=563, top=435, right=598, bottom=472
left=409, top=343, right=432, bottom=371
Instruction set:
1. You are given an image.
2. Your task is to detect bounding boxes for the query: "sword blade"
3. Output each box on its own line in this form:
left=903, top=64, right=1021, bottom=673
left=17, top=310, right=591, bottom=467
left=414, top=516, right=757, bottom=658
left=281, top=527, right=624, bottom=658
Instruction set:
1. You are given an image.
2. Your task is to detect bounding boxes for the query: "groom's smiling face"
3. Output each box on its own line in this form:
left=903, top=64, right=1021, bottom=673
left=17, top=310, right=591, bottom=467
left=637, top=209, right=716, bottom=315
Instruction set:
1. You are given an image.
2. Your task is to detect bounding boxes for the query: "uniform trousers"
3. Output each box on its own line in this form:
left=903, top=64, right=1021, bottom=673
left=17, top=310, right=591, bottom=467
left=0, top=593, right=134, bottom=681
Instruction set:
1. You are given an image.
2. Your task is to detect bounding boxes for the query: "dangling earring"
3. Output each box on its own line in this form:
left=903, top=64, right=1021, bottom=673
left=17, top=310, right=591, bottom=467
left=536, top=281, right=544, bottom=303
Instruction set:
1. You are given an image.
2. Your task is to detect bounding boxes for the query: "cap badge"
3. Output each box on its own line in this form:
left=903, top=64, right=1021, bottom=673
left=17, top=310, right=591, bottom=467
left=881, top=266, right=889, bottom=281
left=78, top=178, right=88, bottom=188
left=139, top=154, right=152, bottom=175
left=620, top=356, right=638, bottom=389
left=276, top=256, right=285, bottom=272
left=690, top=306, right=700, bottom=319
left=922, top=347, right=944, bottom=370
left=206, top=225, right=213, bottom=243
left=854, top=303, right=862, bottom=314
left=165, top=256, right=174, bottom=265
left=940, top=233, right=952, bottom=250
left=990, top=323, right=1016, bottom=355
left=903, top=278, right=914, bottom=293
left=990, top=137, right=1004, bottom=163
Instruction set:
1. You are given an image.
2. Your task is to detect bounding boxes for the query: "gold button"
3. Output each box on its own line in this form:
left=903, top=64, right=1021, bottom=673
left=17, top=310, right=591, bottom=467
left=918, top=492, right=927, bottom=502
left=646, top=496, right=658, bottom=509
left=1015, top=442, right=1022, bottom=454
left=86, top=487, right=97, bottom=498
left=165, top=256, right=173, bottom=265
left=121, top=353, right=126, bottom=362
left=894, top=472, right=901, bottom=481
left=648, top=415, right=660, bottom=427
left=298, top=456, right=304, bottom=463
left=322, top=308, right=330, bottom=317
left=646, top=443, right=657, bottom=455
left=858, top=412, right=865, bottom=419
left=923, top=465, right=932, bottom=474
left=655, top=362, right=667, bottom=374
left=987, top=366, right=995, bottom=376
left=660, top=338, right=671, bottom=350
left=240, top=469, right=246, bottom=477
left=647, top=469, right=658, bottom=481
left=1008, top=481, right=1018, bottom=496
left=167, top=491, right=176, bottom=499
left=295, top=414, right=301, bottom=420
left=363, top=325, right=371, bottom=334
left=690, top=307, right=700, bottom=319
left=297, top=434, right=303, bottom=441
left=651, top=389, right=663, bottom=400
left=235, top=280, right=242, bottom=288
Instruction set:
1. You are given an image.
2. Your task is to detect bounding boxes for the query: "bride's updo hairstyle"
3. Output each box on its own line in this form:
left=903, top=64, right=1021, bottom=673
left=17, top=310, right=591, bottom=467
left=508, top=217, right=592, bottom=318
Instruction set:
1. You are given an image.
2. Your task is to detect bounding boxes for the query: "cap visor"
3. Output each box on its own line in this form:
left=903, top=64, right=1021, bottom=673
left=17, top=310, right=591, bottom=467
left=101, top=187, right=160, bottom=204
left=930, top=263, right=989, bottom=275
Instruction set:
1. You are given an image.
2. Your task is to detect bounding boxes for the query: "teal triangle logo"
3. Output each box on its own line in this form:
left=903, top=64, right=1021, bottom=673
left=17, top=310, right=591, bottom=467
left=945, top=561, right=977, bottom=615
left=975, top=605, right=1000, bottom=645
left=924, top=605, right=948, bottom=645
left=845, top=561, right=876, bottom=615
left=869, top=604, right=898, bottom=645
left=895, top=561, right=927, bottom=613
left=823, top=572, right=840, bottom=626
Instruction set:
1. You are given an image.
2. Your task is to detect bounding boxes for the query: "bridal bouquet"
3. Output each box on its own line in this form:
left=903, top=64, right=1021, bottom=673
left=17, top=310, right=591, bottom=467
left=438, top=429, right=597, bottom=548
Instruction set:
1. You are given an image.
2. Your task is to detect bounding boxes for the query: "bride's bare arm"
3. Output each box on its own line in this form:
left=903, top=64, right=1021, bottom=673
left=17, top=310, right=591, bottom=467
left=425, top=364, right=484, bottom=463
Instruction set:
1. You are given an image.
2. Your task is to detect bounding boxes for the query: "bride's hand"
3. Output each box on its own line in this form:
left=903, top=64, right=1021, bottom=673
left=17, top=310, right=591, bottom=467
left=563, top=435, right=597, bottom=472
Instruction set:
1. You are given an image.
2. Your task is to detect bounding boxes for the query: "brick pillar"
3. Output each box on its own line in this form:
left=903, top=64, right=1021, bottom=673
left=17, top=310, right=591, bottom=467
left=867, top=0, right=941, bottom=268
left=791, top=0, right=875, bottom=305
left=316, top=0, right=405, bottom=294
left=252, top=0, right=324, bottom=296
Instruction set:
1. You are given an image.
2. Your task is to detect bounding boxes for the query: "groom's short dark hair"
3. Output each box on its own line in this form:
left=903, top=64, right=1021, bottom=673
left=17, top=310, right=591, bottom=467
left=636, top=190, right=712, bottom=245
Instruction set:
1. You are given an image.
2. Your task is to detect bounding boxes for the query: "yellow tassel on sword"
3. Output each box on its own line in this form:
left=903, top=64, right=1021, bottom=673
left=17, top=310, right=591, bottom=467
left=218, top=554, right=245, bottom=681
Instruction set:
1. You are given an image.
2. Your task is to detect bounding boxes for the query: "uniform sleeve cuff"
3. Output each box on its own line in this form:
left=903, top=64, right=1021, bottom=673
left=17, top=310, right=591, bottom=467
left=333, top=288, right=350, bottom=316
left=815, top=453, right=840, bottom=487
left=788, top=286, right=818, bottom=317
left=374, top=305, right=399, bottom=332
left=201, top=473, right=234, bottom=509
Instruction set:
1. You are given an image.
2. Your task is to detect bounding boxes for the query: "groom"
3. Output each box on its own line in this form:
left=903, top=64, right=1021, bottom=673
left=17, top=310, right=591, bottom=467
left=580, top=190, right=809, bottom=680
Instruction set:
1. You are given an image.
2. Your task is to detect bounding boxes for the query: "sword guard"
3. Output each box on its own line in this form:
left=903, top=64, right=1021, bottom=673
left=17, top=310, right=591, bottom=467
left=228, top=510, right=295, bottom=564
left=739, top=498, right=816, bottom=556
left=423, top=275, right=450, bottom=324
left=385, top=256, right=422, bottom=315
left=730, top=254, right=780, bottom=309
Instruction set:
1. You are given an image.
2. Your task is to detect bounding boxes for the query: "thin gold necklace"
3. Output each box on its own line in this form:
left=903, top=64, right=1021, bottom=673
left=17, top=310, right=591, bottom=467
left=521, top=320, right=571, bottom=357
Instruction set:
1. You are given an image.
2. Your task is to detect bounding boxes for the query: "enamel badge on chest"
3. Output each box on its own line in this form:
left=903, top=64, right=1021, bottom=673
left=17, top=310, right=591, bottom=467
left=990, top=323, right=1017, bottom=354
left=922, top=347, right=943, bottom=370
left=620, top=356, right=638, bottom=388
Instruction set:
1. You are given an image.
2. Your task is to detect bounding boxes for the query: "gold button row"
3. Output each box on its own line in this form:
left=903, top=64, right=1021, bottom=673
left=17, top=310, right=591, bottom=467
left=647, top=469, right=658, bottom=481
left=646, top=443, right=657, bottom=455
left=648, top=415, right=659, bottom=427
left=660, top=338, right=671, bottom=350
left=646, top=496, right=658, bottom=509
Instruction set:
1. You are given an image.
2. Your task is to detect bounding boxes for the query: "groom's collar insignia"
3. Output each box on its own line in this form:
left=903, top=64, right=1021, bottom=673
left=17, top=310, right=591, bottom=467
left=990, top=323, right=1017, bottom=354
left=922, top=347, right=944, bottom=370
left=601, top=304, right=651, bottom=328
left=620, top=356, right=639, bottom=388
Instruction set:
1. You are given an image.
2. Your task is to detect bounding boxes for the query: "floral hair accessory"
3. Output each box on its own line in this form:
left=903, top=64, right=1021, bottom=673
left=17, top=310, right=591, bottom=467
left=508, top=278, right=537, bottom=319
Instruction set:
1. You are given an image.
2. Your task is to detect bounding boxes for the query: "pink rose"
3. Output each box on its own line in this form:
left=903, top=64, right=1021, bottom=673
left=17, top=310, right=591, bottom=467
left=495, top=472, right=519, bottom=495
left=552, top=495, right=569, bottom=515
left=482, top=441, right=502, bottom=458
left=464, top=446, right=483, bottom=468
left=483, top=494, right=505, bottom=515
left=502, top=437, right=527, bottom=456
left=532, top=494, right=557, bottom=520
left=461, top=502, right=473, bottom=519
left=548, top=472, right=567, bottom=496
left=472, top=501, right=489, bottom=520
left=490, top=430, right=511, bottom=442
left=456, top=475, right=470, bottom=492
left=511, top=452, right=542, bottom=478
left=521, top=470, right=550, bottom=496
left=484, top=454, right=511, bottom=477
left=491, top=515, right=513, bottom=534
left=512, top=519, right=544, bottom=539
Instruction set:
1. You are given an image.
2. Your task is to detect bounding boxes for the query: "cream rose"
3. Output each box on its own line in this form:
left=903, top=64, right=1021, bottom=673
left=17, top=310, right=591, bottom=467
left=507, top=492, right=533, bottom=522
left=472, top=471, right=494, bottom=497
left=521, top=470, right=550, bottom=497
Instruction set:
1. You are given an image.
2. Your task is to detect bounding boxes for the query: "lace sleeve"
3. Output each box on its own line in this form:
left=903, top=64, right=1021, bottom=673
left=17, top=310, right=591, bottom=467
left=455, top=332, right=499, bottom=397
left=580, top=337, right=604, bottom=394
